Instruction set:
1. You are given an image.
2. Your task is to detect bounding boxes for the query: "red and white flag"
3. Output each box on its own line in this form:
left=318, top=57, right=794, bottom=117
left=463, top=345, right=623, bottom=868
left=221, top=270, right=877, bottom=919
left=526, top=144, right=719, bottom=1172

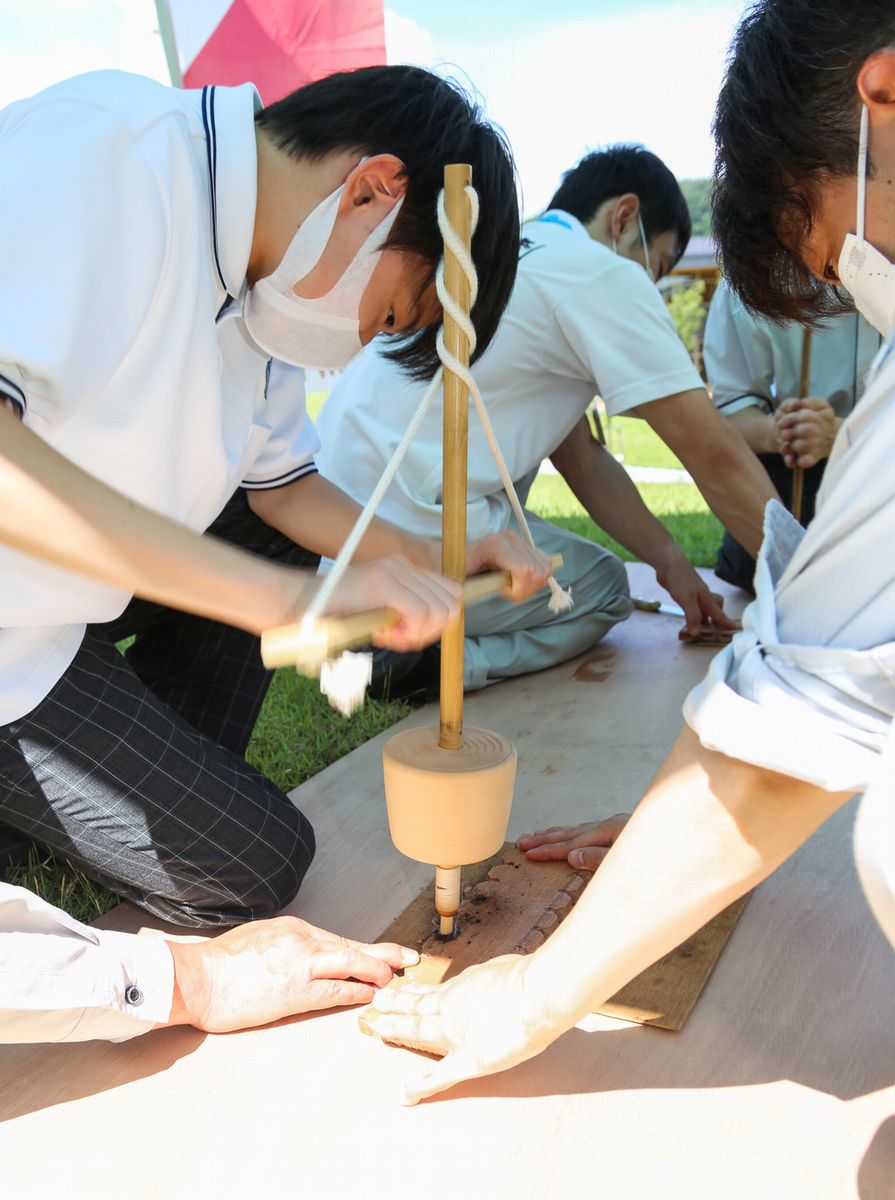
left=157, top=0, right=386, bottom=103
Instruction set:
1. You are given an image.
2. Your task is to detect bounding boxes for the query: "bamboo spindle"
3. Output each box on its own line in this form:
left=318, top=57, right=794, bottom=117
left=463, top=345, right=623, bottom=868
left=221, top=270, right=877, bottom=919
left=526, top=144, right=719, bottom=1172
left=791, top=326, right=812, bottom=524
left=439, top=164, right=473, bottom=751
left=437, top=163, right=473, bottom=935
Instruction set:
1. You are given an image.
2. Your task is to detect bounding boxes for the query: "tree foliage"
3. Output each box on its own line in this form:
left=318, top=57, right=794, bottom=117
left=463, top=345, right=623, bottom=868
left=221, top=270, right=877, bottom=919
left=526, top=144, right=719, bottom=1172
left=678, top=177, right=711, bottom=239
left=667, top=279, right=707, bottom=356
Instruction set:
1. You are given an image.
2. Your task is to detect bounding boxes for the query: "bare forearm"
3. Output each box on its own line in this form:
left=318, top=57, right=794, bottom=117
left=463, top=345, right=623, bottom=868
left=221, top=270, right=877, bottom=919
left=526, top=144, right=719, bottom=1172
left=551, top=417, right=682, bottom=570
left=0, top=408, right=306, bottom=633
left=684, top=423, right=777, bottom=557
left=638, top=390, right=778, bottom=557
left=249, top=473, right=439, bottom=571
left=528, top=726, right=854, bottom=1029
left=728, top=406, right=780, bottom=455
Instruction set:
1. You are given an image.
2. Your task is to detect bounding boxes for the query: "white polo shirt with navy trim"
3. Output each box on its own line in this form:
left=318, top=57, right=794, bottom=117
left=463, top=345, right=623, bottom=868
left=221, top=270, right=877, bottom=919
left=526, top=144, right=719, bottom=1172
left=0, top=71, right=318, bottom=724
left=316, top=209, right=702, bottom=542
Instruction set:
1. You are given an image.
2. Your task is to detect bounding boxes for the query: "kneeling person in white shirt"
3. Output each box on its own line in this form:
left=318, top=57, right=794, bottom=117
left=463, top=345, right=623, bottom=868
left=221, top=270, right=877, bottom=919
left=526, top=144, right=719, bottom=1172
left=0, top=67, right=548, bottom=931
left=0, top=380, right=546, bottom=1039
left=317, top=145, right=775, bottom=696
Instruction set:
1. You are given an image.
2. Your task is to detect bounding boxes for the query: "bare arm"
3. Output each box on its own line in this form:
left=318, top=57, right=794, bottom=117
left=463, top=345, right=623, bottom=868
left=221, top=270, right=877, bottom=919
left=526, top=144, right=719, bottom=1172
left=528, top=726, right=852, bottom=1023
left=249, top=471, right=553, bottom=603
left=633, top=388, right=779, bottom=558
left=0, top=406, right=462, bottom=650
left=366, top=725, right=854, bottom=1101
left=550, top=418, right=732, bottom=631
left=728, top=405, right=782, bottom=456
left=248, top=473, right=441, bottom=571
left=0, top=405, right=303, bottom=633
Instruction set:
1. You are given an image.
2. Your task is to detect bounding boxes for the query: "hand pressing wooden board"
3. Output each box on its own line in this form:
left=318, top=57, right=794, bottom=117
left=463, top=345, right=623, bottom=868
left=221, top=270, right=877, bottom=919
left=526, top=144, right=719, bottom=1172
left=362, top=844, right=749, bottom=1034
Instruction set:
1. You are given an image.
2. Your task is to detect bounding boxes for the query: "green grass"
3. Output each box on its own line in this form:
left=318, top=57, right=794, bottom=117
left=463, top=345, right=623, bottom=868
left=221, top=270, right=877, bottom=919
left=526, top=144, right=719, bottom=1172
left=528, top=474, right=723, bottom=568
left=245, top=670, right=410, bottom=793
left=17, top=409, right=721, bottom=920
left=8, top=849, right=123, bottom=925
left=603, top=414, right=685, bottom=470
left=306, top=390, right=327, bottom=422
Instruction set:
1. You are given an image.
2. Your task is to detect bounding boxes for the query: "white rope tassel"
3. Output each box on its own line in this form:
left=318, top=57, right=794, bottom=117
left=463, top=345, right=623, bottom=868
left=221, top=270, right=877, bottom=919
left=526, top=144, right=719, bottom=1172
left=436, top=188, right=572, bottom=614
left=319, top=651, right=373, bottom=718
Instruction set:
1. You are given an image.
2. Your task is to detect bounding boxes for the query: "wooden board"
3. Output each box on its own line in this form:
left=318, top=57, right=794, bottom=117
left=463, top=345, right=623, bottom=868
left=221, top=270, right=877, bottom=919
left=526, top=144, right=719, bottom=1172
left=601, top=891, right=749, bottom=1029
left=1, top=567, right=892, bottom=1200
left=362, top=844, right=748, bottom=1033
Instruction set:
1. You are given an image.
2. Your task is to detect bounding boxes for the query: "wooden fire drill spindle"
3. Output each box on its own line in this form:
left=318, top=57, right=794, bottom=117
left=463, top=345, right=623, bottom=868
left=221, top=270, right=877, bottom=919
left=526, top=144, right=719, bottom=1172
left=436, top=163, right=473, bottom=935
left=380, top=165, right=517, bottom=939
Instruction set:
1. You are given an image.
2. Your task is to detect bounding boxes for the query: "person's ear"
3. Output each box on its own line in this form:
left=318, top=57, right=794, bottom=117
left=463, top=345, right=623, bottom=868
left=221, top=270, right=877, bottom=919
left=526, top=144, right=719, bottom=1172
left=857, top=48, right=895, bottom=111
left=338, top=154, right=407, bottom=226
left=610, top=192, right=641, bottom=242
left=293, top=155, right=407, bottom=298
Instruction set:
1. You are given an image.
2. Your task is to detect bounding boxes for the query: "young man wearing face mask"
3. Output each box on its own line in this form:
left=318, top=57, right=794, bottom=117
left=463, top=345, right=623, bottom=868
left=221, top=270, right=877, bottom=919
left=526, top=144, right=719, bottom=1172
left=316, top=146, right=774, bottom=696
left=360, top=1, right=895, bottom=1102
left=0, top=64, right=552, bottom=958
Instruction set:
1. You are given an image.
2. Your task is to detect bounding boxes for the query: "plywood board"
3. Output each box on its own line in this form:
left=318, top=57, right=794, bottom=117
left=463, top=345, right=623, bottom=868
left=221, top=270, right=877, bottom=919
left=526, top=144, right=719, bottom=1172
left=362, top=844, right=749, bottom=1033
left=600, top=891, right=750, bottom=1029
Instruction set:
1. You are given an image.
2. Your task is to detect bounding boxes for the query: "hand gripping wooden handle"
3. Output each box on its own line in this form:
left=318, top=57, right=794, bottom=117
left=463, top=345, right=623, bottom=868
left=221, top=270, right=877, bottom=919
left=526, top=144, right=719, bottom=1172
left=260, top=553, right=563, bottom=672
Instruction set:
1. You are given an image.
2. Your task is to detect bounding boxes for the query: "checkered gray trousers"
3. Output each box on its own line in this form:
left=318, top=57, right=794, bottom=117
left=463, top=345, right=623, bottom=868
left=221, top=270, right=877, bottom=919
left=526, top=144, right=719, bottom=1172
left=0, top=491, right=318, bottom=927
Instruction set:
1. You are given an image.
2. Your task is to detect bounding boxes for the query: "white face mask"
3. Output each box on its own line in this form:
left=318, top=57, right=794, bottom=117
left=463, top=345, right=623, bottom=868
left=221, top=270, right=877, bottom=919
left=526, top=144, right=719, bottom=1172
left=244, top=177, right=404, bottom=370
left=837, top=105, right=895, bottom=338
left=613, top=213, right=655, bottom=282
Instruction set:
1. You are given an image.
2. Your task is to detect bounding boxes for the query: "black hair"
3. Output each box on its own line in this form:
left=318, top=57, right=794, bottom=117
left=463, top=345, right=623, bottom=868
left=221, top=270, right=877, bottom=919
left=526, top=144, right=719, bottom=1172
left=256, top=65, right=519, bottom=379
left=712, top=0, right=895, bottom=323
left=547, top=144, right=691, bottom=262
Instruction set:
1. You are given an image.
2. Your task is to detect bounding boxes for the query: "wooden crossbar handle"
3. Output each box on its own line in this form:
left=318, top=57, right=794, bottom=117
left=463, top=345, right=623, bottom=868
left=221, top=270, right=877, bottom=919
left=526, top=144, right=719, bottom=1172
left=260, top=553, right=563, bottom=672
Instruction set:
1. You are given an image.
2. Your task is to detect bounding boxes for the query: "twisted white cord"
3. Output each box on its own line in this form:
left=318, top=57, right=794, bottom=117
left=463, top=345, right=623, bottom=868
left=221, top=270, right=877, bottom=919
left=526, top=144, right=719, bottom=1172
left=436, top=187, right=572, bottom=613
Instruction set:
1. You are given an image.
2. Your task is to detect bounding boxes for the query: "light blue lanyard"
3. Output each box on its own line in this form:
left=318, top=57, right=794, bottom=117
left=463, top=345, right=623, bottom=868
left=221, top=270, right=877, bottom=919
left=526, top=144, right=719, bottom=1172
left=536, top=212, right=573, bottom=231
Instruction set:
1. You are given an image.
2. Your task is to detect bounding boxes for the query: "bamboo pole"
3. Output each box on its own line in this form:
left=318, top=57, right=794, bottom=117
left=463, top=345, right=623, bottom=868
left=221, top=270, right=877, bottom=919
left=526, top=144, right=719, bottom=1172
left=791, top=327, right=812, bottom=523
left=435, top=164, right=473, bottom=936
left=154, top=0, right=184, bottom=87
left=438, top=164, right=473, bottom=753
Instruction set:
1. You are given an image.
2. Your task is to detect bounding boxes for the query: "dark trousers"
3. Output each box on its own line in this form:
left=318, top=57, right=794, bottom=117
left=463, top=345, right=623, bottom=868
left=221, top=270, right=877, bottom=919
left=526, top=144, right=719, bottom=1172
left=715, top=453, right=826, bottom=596
left=0, top=492, right=319, bottom=927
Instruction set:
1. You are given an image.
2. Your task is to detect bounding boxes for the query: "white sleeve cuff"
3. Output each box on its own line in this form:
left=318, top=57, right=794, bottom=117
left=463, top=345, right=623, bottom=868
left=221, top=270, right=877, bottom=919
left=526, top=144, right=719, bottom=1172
left=0, top=366, right=26, bottom=415
left=601, top=366, right=705, bottom=416
left=712, top=393, right=772, bottom=417
left=241, top=461, right=318, bottom=490
left=683, top=646, right=881, bottom=793
left=85, top=929, right=176, bottom=1034
left=0, top=883, right=175, bottom=1044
